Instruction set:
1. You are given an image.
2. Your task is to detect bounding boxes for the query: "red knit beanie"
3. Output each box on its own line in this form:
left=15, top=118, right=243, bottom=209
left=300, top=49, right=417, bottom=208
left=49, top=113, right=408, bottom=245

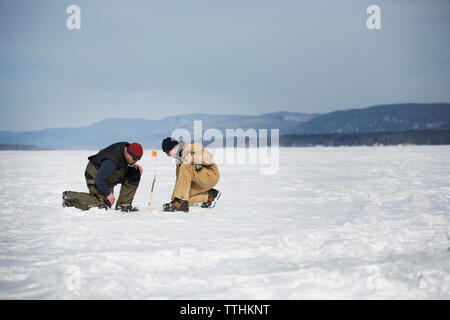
left=128, top=142, right=143, bottom=160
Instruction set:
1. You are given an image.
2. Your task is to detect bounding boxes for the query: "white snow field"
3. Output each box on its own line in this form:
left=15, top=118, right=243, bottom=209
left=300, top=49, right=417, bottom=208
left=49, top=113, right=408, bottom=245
left=0, top=146, right=449, bottom=299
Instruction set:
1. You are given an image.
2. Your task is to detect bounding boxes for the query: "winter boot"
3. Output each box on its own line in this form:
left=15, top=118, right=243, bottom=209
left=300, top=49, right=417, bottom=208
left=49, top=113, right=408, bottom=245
left=115, top=203, right=139, bottom=212
left=62, top=191, right=72, bottom=207
left=162, top=198, right=189, bottom=212
left=201, top=188, right=221, bottom=208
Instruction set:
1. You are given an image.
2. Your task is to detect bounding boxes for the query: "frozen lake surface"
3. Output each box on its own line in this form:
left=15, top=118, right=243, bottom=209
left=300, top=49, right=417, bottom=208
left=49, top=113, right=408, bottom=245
left=0, top=146, right=449, bottom=299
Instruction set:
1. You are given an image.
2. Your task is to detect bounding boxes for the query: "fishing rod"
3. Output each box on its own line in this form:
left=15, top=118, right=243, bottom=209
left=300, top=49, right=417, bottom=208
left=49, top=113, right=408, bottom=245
left=147, top=150, right=157, bottom=211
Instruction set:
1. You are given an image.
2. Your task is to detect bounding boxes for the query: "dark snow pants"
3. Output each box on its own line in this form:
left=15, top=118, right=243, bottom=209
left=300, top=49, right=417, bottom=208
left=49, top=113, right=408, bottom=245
left=64, top=161, right=141, bottom=210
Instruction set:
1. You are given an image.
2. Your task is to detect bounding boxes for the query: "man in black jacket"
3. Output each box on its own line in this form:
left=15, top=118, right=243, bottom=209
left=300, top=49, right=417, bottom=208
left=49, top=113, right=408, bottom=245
left=62, top=142, right=144, bottom=212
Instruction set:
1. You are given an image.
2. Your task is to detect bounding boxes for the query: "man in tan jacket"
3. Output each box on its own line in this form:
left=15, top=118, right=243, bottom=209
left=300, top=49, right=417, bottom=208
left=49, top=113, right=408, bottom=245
left=162, top=137, right=220, bottom=212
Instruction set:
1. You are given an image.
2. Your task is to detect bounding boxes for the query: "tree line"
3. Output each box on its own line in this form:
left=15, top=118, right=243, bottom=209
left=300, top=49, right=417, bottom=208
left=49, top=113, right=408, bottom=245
left=279, top=129, right=450, bottom=147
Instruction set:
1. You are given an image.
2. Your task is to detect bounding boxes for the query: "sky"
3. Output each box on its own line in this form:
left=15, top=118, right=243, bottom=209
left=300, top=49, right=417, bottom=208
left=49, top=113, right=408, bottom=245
left=0, top=0, right=449, bottom=131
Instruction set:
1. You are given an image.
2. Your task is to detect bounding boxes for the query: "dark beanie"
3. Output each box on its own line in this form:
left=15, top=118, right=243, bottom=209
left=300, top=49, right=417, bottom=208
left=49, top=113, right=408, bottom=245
left=128, top=142, right=143, bottom=160
left=162, top=137, right=179, bottom=153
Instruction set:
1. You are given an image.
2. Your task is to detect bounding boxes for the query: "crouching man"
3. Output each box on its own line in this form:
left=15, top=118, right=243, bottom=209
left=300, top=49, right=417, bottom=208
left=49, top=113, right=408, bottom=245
left=62, top=142, right=144, bottom=212
left=162, top=137, right=220, bottom=212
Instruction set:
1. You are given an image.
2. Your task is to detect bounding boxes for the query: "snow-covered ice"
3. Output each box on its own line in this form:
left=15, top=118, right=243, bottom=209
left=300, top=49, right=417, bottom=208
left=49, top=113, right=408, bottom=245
left=0, top=146, right=449, bottom=299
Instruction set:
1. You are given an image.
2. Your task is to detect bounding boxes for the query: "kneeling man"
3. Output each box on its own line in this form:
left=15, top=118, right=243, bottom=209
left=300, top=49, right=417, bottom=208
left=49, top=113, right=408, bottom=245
left=62, top=142, right=143, bottom=212
left=162, top=137, right=220, bottom=212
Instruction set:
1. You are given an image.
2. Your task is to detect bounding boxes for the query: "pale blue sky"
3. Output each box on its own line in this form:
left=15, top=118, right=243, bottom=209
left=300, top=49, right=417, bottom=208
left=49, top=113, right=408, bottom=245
left=1, top=0, right=449, bottom=131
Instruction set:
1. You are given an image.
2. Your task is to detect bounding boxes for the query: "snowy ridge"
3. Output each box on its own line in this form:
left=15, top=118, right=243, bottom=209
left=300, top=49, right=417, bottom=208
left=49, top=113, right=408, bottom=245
left=0, top=146, right=449, bottom=299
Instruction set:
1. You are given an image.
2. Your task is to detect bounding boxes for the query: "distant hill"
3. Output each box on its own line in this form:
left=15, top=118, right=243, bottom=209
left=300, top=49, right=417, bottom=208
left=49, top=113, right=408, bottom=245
left=0, top=112, right=317, bottom=150
left=291, top=103, right=450, bottom=134
left=1, top=103, right=449, bottom=150
left=0, top=144, right=48, bottom=150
